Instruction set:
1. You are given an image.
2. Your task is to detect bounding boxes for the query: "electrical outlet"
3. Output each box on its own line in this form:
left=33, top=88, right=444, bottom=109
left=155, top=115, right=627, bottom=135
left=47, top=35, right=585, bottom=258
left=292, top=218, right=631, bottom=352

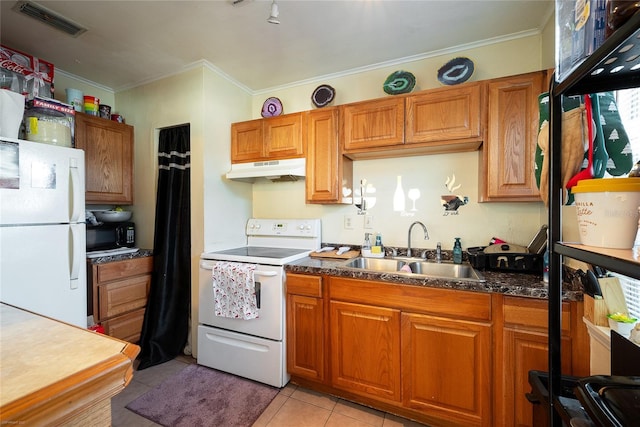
left=364, top=215, right=374, bottom=229
left=344, top=215, right=354, bottom=229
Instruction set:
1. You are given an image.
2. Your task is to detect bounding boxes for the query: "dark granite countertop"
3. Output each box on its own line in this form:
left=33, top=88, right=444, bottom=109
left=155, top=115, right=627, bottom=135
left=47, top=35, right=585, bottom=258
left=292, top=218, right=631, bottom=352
left=87, top=249, right=153, bottom=265
left=285, top=256, right=584, bottom=302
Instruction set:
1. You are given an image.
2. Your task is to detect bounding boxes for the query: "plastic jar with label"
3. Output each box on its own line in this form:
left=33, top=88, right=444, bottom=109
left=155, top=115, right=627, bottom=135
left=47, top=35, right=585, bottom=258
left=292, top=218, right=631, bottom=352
left=24, top=108, right=72, bottom=147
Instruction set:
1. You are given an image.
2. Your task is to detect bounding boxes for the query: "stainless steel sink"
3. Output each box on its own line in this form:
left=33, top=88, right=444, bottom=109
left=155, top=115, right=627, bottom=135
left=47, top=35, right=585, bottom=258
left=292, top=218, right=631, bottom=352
left=341, top=257, right=485, bottom=282
left=341, top=257, right=407, bottom=273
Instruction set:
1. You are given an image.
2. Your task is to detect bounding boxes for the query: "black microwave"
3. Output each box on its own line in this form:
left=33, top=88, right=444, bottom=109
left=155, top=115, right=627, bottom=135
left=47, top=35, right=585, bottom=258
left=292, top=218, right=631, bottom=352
left=86, top=222, right=135, bottom=251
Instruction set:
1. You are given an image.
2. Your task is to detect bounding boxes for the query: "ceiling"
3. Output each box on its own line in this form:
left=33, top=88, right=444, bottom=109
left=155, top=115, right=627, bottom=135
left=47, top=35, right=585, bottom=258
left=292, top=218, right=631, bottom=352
left=0, top=0, right=554, bottom=94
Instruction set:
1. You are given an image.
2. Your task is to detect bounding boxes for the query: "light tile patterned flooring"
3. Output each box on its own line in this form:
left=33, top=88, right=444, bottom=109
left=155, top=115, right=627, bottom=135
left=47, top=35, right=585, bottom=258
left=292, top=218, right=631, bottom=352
left=111, top=356, right=429, bottom=427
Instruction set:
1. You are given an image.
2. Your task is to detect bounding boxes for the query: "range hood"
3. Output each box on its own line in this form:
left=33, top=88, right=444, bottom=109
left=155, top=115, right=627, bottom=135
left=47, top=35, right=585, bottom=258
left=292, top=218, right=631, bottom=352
left=226, top=158, right=306, bottom=183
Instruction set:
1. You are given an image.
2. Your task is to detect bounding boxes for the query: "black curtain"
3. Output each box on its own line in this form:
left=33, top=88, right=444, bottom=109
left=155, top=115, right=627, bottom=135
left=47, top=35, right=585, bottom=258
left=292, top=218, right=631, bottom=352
left=137, top=125, right=191, bottom=370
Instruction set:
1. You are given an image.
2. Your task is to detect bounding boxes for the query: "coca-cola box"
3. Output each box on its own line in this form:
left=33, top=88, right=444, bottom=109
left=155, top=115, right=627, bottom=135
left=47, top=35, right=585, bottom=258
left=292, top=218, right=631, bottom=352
left=0, top=44, right=54, bottom=100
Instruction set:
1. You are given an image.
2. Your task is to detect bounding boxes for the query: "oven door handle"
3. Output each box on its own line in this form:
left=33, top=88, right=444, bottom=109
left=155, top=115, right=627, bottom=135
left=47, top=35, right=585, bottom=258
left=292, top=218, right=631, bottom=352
left=199, top=260, right=278, bottom=277
left=254, top=271, right=277, bottom=277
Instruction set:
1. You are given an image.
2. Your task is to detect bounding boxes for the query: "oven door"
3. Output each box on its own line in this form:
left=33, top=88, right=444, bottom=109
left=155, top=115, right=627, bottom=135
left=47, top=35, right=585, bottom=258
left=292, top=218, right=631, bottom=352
left=198, top=260, right=284, bottom=341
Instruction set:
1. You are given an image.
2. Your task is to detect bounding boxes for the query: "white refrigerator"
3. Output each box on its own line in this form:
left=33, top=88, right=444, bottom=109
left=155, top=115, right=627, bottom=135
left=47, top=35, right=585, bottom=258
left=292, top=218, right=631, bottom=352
left=0, top=137, right=87, bottom=327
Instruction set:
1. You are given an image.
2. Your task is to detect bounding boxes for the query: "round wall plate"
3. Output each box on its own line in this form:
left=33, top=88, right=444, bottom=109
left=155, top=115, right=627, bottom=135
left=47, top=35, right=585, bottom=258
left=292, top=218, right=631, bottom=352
left=311, top=84, right=336, bottom=108
left=261, top=97, right=283, bottom=117
left=383, top=70, right=416, bottom=95
left=437, top=57, right=474, bottom=85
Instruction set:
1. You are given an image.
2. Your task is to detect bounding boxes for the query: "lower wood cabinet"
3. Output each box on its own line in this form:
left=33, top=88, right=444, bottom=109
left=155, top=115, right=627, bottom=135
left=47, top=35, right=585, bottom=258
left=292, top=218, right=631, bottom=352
left=402, top=312, right=491, bottom=426
left=286, top=273, right=325, bottom=382
left=285, top=273, right=588, bottom=427
left=494, top=295, right=587, bottom=427
left=88, top=256, right=153, bottom=343
left=331, top=301, right=401, bottom=403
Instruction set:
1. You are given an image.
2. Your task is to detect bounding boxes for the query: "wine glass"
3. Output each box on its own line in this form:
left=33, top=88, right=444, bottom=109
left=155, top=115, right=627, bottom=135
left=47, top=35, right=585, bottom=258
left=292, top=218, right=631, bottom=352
left=408, top=188, right=420, bottom=211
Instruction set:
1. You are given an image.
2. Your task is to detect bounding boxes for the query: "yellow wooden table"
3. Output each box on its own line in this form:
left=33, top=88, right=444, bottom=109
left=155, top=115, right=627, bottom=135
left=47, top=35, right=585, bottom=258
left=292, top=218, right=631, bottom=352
left=0, top=303, right=140, bottom=426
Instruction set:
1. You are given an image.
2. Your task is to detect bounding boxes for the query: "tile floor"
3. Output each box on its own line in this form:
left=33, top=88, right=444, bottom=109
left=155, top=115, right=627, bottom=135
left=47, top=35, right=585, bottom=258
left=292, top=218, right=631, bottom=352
left=111, top=356, right=429, bottom=427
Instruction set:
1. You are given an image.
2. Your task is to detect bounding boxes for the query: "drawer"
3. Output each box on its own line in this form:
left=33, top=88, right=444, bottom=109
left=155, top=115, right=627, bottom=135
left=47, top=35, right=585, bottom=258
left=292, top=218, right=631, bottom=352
left=97, top=256, right=153, bottom=283
left=98, top=274, right=150, bottom=320
left=102, top=308, right=146, bottom=343
left=503, top=296, right=571, bottom=334
left=329, top=277, right=492, bottom=322
left=287, top=273, right=322, bottom=297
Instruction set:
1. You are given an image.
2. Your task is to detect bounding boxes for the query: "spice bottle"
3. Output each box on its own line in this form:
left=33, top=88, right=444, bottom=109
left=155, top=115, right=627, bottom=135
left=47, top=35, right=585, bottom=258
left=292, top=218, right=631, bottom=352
left=453, top=237, right=463, bottom=264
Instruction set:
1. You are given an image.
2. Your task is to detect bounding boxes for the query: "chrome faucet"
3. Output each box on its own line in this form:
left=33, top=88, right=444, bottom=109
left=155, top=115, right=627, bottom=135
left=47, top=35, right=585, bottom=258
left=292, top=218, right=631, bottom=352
left=407, top=221, right=429, bottom=257
left=436, top=242, right=442, bottom=263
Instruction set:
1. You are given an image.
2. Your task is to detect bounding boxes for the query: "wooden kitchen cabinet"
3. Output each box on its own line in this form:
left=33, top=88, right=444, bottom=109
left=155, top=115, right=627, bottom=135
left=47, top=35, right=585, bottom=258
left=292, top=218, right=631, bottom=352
left=341, top=97, right=405, bottom=153
left=230, top=112, right=304, bottom=163
left=330, top=300, right=402, bottom=403
left=480, top=71, right=545, bottom=201
left=230, top=118, right=263, bottom=162
left=326, top=276, right=492, bottom=425
left=305, top=107, right=353, bottom=204
left=406, top=81, right=484, bottom=150
left=402, top=312, right=492, bottom=426
left=74, top=112, right=134, bottom=205
left=286, top=273, right=326, bottom=382
left=88, top=256, right=153, bottom=343
left=286, top=274, right=588, bottom=427
left=493, top=295, right=588, bottom=427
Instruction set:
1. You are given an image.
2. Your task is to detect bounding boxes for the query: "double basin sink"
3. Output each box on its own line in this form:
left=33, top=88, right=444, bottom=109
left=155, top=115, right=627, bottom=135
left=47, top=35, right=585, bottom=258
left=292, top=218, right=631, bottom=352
left=340, top=256, right=485, bottom=282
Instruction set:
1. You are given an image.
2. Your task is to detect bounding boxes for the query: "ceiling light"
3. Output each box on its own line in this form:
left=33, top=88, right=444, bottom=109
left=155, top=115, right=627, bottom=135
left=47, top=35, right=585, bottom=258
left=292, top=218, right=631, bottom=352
left=12, top=1, right=87, bottom=37
left=267, top=0, right=280, bottom=24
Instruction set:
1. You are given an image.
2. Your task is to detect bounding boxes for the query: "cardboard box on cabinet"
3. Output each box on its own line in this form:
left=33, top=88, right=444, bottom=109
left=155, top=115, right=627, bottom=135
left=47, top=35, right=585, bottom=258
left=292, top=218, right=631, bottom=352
left=0, top=44, right=54, bottom=100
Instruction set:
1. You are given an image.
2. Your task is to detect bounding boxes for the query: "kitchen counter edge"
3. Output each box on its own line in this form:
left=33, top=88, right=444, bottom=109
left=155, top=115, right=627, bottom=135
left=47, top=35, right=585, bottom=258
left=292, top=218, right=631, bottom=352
left=87, top=249, right=153, bottom=264
left=285, top=257, right=583, bottom=302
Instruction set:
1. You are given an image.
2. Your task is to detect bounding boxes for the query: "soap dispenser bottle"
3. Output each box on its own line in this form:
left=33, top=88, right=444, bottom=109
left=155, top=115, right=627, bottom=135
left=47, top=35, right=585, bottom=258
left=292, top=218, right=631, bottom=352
left=453, top=237, right=463, bottom=264
left=363, top=233, right=372, bottom=250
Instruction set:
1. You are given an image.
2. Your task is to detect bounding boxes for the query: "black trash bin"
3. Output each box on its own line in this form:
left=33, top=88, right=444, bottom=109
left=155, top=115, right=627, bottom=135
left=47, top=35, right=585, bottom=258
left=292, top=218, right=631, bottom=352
left=527, top=370, right=592, bottom=426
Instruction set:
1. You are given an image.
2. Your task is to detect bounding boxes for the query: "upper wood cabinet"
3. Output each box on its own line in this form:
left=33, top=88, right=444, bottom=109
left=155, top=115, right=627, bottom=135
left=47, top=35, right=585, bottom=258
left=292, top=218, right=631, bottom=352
left=230, top=112, right=304, bottom=163
left=75, top=113, right=134, bottom=205
left=230, top=118, right=263, bottom=162
left=341, top=85, right=484, bottom=159
left=480, top=71, right=545, bottom=202
left=406, top=82, right=484, bottom=146
left=305, top=107, right=353, bottom=204
left=341, top=97, right=405, bottom=152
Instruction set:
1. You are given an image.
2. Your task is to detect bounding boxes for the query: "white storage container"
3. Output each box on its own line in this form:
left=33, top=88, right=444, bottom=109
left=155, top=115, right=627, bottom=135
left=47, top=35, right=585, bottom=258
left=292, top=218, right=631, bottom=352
left=572, top=178, right=640, bottom=249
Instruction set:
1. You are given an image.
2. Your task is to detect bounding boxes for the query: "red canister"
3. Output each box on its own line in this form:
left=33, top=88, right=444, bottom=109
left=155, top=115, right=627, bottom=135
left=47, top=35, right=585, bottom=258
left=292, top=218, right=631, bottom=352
left=110, top=114, right=124, bottom=123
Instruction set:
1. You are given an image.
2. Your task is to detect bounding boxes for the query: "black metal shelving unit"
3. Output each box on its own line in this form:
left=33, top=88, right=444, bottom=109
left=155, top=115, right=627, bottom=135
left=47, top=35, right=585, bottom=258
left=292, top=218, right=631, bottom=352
left=548, top=13, right=640, bottom=426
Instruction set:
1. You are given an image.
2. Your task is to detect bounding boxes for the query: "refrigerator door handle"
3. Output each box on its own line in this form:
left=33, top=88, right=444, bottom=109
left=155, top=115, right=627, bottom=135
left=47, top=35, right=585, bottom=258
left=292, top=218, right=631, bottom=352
left=69, top=158, right=83, bottom=223
left=69, top=225, right=82, bottom=288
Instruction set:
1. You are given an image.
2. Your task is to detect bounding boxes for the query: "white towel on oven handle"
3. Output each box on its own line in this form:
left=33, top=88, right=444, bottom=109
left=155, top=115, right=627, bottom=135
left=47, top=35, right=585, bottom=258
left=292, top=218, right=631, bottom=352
left=212, top=261, right=260, bottom=320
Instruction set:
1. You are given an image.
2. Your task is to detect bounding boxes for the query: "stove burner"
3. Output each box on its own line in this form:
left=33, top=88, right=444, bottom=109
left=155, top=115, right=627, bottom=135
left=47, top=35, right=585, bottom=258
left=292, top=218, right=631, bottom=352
left=212, top=246, right=309, bottom=259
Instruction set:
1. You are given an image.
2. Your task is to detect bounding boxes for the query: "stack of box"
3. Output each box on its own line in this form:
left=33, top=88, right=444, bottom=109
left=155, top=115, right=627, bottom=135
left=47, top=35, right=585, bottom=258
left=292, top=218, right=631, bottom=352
left=0, top=44, right=54, bottom=100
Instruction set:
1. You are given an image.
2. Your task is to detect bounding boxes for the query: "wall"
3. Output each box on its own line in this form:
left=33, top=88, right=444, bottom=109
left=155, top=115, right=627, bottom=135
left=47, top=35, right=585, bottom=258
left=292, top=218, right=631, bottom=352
left=114, top=65, right=253, bottom=354
left=55, top=22, right=555, bottom=356
left=52, top=70, right=116, bottom=112
left=251, top=33, right=550, bottom=251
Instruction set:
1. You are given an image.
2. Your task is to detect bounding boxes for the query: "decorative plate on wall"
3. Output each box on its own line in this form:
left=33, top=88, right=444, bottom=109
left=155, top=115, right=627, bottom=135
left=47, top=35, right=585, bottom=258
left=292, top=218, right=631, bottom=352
left=311, top=84, right=335, bottom=108
left=383, top=70, right=416, bottom=95
left=261, top=97, right=283, bottom=117
left=437, top=57, right=474, bottom=85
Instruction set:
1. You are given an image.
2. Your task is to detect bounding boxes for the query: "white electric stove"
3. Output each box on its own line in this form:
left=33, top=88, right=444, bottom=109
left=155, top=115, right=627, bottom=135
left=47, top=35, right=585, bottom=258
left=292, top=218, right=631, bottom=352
left=198, top=218, right=321, bottom=387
